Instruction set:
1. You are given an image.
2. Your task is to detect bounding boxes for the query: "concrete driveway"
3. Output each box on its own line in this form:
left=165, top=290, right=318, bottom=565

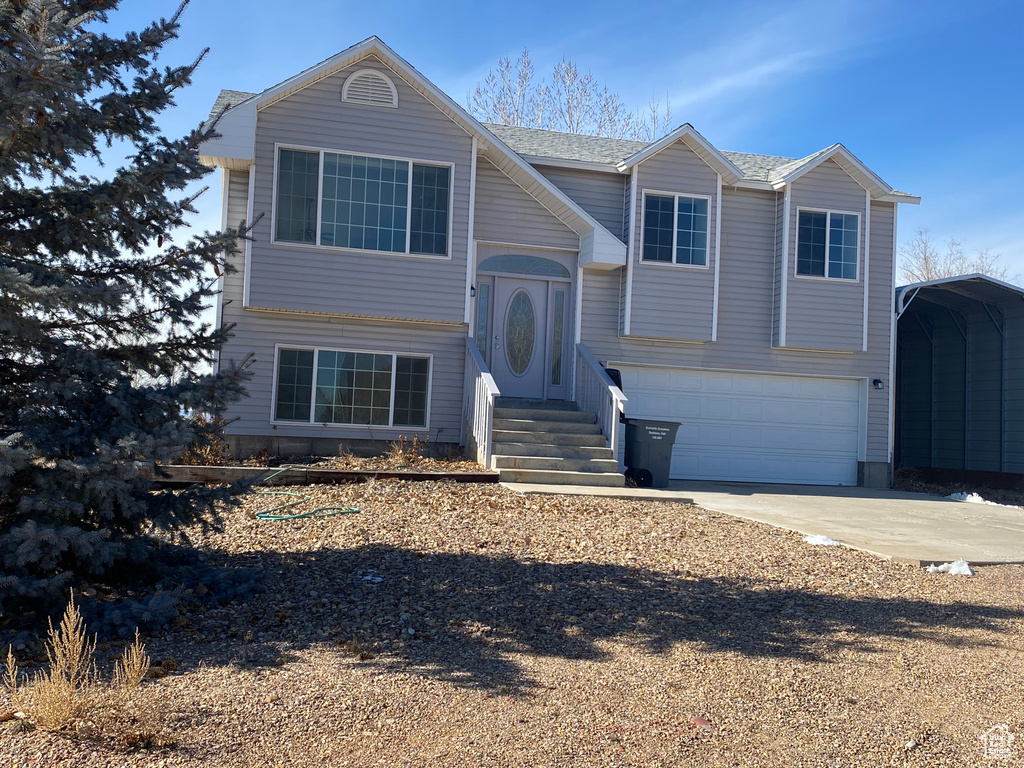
left=668, top=481, right=1024, bottom=566
left=504, top=480, right=1024, bottom=565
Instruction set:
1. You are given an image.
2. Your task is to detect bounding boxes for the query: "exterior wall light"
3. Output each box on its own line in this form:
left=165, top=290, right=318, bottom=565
left=872, top=379, right=884, bottom=390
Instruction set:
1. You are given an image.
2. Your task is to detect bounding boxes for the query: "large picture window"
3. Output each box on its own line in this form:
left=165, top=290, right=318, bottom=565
left=642, top=193, right=709, bottom=266
left=274, top=147, right=450, bottom=257
left=797, top=210, right=859, bottom=280
left=274, top=347, right=430, bottom=427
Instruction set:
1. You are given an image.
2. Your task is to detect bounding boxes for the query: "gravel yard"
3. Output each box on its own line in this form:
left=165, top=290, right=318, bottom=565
left=4, top=480, right=1023, bottom=767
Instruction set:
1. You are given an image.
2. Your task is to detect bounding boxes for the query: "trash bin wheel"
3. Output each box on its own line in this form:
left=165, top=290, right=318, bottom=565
left=625, top=467, right=653, bottom=488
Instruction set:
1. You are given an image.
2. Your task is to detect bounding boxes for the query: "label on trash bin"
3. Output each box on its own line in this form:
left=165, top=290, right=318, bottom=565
left=645, top=425, right=671, bottom=440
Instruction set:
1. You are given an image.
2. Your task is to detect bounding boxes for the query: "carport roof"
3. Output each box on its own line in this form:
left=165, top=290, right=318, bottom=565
left=897, top=274, right=1024, bottom=313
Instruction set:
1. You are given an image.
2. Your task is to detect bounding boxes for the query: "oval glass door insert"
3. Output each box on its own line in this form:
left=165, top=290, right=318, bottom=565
left=505, top=290, right=535, bottom=376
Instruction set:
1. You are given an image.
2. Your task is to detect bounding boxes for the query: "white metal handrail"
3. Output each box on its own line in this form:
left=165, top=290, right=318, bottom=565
left=463, top=337, right=501, bottom=469
left=575, top=343, right=628, bottom=462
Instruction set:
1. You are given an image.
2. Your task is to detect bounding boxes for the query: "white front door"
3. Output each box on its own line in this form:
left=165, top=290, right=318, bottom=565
left=490, top=277, right=549, bottom=398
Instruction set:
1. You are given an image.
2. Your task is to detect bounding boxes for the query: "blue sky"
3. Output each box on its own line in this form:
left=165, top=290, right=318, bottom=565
left=108, top=0, right=1023, bottom=275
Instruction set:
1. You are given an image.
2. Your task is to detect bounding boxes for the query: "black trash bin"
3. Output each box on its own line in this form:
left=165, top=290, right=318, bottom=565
left=623, top=419, right=679, bottom=488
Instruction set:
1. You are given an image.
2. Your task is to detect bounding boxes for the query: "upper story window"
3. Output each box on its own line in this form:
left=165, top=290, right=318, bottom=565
left=642, top=193, right=709, bottom=266
left=796, top=210, right=859, bottom=280
left=274, top=147, right=451, bottom=257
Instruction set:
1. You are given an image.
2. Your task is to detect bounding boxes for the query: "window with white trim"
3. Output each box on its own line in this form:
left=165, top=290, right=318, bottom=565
left=796, top=210, right=859, bottom=280
left=274, top=147, right=450, bottom=256
left=642, top=193, right=709, bottom=266
left=274, top=347, right=429, bottom=427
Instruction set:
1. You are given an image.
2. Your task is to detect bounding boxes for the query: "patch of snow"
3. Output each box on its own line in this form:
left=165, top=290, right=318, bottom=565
left=926, top=558, right=974, bottom=576
left=802, top=534, right=840, bottom=546
left=947, top=492, right=1019, bottom=508
left=360, top=570, right=383, bottom=583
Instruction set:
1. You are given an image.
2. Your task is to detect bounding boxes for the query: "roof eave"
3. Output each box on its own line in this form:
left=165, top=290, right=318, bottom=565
left=202, top=36, right=626, bottom=267
left=898, top=273, right=1024, bottom=296
left=616, top=124, right=744, bottom=185
left=522, top=155, right=621, bottom=174
left=772, top=144, right=896, bottom=200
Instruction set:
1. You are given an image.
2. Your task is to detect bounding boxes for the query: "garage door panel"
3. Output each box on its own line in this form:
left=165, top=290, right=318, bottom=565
left=617, top=365, right=862, bottom=485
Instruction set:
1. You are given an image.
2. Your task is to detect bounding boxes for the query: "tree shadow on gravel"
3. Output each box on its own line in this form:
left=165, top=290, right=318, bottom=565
left=176, top=544, right=1023, bottom=694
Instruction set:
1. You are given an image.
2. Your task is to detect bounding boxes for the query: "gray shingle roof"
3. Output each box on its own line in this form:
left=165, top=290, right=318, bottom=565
left=484, top=123, right=647, bottom=166
left=208, top=94, right=874, bottom=190
left=207, top=89, right=257, bottom=122
left=483, top=123, right=805, bottom=183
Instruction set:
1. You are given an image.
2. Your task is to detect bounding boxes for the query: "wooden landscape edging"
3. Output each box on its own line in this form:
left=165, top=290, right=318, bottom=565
left=150, top=464, right=498, bottom=487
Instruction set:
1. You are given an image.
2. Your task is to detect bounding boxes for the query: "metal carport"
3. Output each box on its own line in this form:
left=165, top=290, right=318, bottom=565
left=895, top=274, right=1024, bottom=474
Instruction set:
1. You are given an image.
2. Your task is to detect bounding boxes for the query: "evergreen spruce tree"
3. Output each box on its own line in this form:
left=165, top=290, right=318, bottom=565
left=0, top=1, right=248, bottom=619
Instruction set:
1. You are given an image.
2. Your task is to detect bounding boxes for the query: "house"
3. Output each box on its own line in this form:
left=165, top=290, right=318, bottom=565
left=198, top=36, right=919, bottom=489
left=895, top=275, right=1024, bottom=476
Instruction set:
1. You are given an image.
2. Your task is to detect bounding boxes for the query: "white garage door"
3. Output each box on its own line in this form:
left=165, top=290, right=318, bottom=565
left=615, top=365, right=862, bottom=485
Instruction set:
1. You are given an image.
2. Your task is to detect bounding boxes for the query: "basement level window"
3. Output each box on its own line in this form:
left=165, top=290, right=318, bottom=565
left=274, top=347, right=430, bottom=428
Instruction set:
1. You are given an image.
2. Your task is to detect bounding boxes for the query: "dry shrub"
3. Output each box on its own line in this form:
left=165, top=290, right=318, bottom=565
left=20, top=597, right=99, bottom=730
left=3, top=597, right=155, bottom=737
left=178, top=414, right=231, bottom=466
left=386, top=434, right=428, bottom=467
left=111, top=631, right=150, bottom=704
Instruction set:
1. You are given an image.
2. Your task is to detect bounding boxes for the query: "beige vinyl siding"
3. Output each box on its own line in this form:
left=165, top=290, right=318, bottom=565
left=782, top=159, right=867, bottom=351
left=626, top=142, right=719, bottom=341
left=580, top=186, right=893, bottom=464
left=474, top=159, right=580, bottom=250
left=216, top=169, right=251, bottom=342
left=535, top=165, right=626, bottom=241
left=864, top=201, right=895, bottom=460
left=246, top=56, right=473, bottom=324
left=219, top=309, right=466, bottom=443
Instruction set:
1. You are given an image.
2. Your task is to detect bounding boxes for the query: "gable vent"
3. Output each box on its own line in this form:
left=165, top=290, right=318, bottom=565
left=342, top=69, right=398, bottom=108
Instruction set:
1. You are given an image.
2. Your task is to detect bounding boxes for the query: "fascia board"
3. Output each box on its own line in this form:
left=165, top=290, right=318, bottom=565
left=524, top=156, right=621, bottom=174
left=221, top=35, right=626, bottom=267
left=616, top=124, right=744, bottom=185
left=197, top=99, right=256, bottom=168
left=773, top=144, right=894, bottom=200
left=879, top=193, right=921, bottom=205
left=899, top=273, right=1024, bottom=296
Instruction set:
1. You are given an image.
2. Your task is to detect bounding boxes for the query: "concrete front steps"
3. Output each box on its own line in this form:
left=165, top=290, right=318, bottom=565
left=491, top=398, right=625, bottom=487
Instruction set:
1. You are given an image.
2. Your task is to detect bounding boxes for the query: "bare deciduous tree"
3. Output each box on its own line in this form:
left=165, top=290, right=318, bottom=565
left=469, top=50, right=671, bottom=141
left=898, top=227, right=1016, bottom=285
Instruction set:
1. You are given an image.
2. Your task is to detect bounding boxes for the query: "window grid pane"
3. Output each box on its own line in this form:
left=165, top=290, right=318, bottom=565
left=642, top=195, right=675, bottom=262
left=320, top=153, right=408, bottom=253
left=275, top=149, right=319, bottom=244
left=475, top=284, right=490, bottom=363
left=314, top=351, right=393, bottom=425
left=275, top=349, right=314, bottom=421
left=675, top=196, right=708, bottom=266
left=394, top=356, right=429, bottom=427
left=828, top=213, right=859, bottom=279
left=409, top=164, right=450, bottom=256
left=551, top=290, right=565, bottom=386
left=797, top=211, right=827, bottom=277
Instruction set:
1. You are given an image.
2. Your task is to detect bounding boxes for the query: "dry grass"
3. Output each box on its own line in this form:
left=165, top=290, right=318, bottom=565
left=3, top=597, right=153, bottom=736
left=3, top=481, right=1022, bottom=766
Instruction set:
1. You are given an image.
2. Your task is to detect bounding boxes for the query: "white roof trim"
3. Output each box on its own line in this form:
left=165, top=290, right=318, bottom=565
left=616, top=123, right=744, bottom=186
left=898, top=273, right=1024, bottom=296
left=771, top=143, right=894, bottom=200
left=524, top=155, right=621, bottom=174
left=200, top=36, right=626, bottom=269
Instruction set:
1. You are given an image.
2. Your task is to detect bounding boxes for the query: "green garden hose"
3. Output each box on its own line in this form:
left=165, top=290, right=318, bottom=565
left=252, top=466, right=360, bottom=521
